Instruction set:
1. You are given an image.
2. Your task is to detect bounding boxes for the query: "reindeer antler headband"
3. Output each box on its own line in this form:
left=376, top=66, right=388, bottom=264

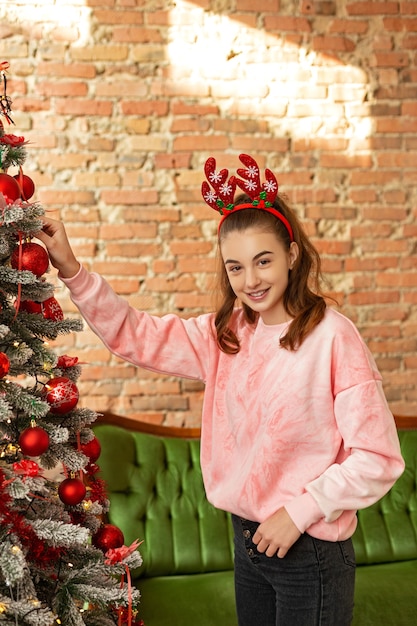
left=201, top=153, right=294, bottom=242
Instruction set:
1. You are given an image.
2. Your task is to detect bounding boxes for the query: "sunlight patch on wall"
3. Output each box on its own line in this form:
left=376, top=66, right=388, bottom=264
left=166, top=1, right=373, bottom=147
left=1, top=0, right=92, bottom=47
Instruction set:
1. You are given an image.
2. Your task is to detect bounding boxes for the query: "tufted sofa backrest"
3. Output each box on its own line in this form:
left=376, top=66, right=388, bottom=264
left=93, top=423, right=234, bottom=580
left=353, top=430, right=417, bottom=565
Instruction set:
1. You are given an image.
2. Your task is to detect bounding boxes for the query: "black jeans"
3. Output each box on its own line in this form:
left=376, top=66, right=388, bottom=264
left=232, top=515, right=355, bottom=626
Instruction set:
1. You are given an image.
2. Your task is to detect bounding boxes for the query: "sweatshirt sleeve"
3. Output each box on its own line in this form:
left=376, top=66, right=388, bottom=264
left=286, top=318, right=405, bottom=534
left=60, top=265, right=213, bottom=381
left=304, top=379, right=404, bottom=523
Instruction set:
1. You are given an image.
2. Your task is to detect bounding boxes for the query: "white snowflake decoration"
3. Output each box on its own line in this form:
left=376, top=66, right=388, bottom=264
left=244, top=180, right=257, bottom=192
left=246, top=165, right=258, bottom=178
left=264, top=180, right=277, bottom=193
left=204, top=190, right=217, bottom=203
left=209, top=171, right=223, bottom=183
left=219, top=183, right=233, bottom=196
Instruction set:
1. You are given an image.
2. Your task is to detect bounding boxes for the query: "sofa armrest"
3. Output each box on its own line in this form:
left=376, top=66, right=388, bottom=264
left=97, top=411, right=201, bottom=439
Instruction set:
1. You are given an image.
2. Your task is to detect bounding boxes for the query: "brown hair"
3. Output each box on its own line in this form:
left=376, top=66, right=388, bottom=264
left=214, top=194, right=327, bottom=353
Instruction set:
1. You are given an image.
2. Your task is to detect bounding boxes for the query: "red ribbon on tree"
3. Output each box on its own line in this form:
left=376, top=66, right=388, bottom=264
left=13, top=459, right=42, bottom=477
left=104, top=540, right=143, bottom=626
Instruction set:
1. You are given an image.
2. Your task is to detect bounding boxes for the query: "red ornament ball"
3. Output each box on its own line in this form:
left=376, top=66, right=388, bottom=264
left=19, top=425, right=50, bottom=457
left=0, top=352, right=10, bottom=378
left=43, top=377, right=79, bottom=414
left=11, top=242, right=49, bottom=277
left=0, top=173, right=21, bottom=202
left=58, top=477, right=86, bottom=505
left=80, top=436, right=101, bottom=463
left=92, top=524, right=125, bottom=552
left=13, top=173, right=35, bottom=200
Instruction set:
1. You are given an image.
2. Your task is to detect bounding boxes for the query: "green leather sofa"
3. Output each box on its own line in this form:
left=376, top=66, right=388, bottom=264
left=93, top=414, right=417, bottom=626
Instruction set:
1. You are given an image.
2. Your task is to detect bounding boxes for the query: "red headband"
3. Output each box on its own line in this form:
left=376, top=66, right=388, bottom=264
left=201, top=153, right=294, bottom=242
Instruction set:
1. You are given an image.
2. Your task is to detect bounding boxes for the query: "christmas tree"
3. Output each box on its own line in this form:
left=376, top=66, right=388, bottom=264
left=0, top=62, right=143, bottom=626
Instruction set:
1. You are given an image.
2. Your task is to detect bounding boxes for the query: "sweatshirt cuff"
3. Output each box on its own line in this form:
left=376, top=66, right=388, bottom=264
left=59, top=264, right=92, bottom=298
left=284, top=492, right=324, bottom=533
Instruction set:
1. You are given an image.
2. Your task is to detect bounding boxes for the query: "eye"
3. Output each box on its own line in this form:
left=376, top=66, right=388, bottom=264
left=258, top=257, right=271, bottom=267
left=226, top=264, right=241, bottom=274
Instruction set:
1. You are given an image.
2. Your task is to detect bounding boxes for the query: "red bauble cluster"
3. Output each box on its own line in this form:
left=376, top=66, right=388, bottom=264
left=0, top=171, right=35, bottom=203
left=58, top=477, right=86, bottom=505
left=43, top=377, right=79, bottom=414
left=11, top=242, right=49, bottom=277
left=19, top=425, right=50, bottom=457
left=92, top=524, right=125, bottom=552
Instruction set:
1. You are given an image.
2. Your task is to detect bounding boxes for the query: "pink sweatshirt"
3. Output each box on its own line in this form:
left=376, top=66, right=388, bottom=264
left=62, top=266, right=404, bottom=542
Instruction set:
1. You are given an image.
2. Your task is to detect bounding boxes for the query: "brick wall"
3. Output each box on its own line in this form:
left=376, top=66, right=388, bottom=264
left=2, top=0, right=416, bottom=424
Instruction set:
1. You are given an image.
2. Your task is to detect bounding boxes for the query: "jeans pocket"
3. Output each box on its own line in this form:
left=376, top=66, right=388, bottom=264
left=339, top=538, right=356, bottom=568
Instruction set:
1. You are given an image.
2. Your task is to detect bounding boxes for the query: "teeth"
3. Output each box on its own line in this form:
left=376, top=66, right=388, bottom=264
left=250, top=290, right=266, bottom=297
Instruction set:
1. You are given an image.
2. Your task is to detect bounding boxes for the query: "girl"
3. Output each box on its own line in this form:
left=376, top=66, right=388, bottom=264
left=37, top=154, right=404, bottom=626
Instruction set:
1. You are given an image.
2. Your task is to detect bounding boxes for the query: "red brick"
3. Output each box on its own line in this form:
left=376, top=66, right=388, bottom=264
left=36, top=62, right=97, bottom=78
left=377, top=272, right=417, bottom=287
left=173, top=135, right=229, bottom=152
left=152, top=153, right=191, bottom=170
left=348, top=291, right=400, bottom=305
left=383, top=17, right=417, bottom=30
left=92, top=10, right=145, bottom=24
left=100, top=190, right=159, bottom=205
left=96, top=81, right=147, bottom=97
left=171, top=101, right=219, bottom=116
left=347, top=2, right=399, bottom=15
left=94, top=261, right=147, bottom=276
left=37, top=190, right=95, bottom=206
left=145, top=275, right=197, bottom=292
left=329, top=19, right=369, bottom=33
left=169, top=240, right=213, bottom=256
left=174, top=293, right=214, bottom=310
left=345, top=257, right=398, bottom=272
left=313, top=240, right=352, bottom=255
left=121, top=100, right=169, bottom=116
left=112, top=28, right=164, bottom=43
left=371, top=52, right=410, bottom=68
left=264, top=16, right=312, bottom=31
left=55, top=99, right=113, bottom=116
left=105, top=242, right=162, bottom=258
left=312, top=35, right=356, bottom=52
left=145, top=11, right=171, bottom=26
left=319, top=153, right=373, bottom=168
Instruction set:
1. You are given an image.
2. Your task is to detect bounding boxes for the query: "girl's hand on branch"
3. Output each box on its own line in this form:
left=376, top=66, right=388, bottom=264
left=36, top=217, right=80, bottom=279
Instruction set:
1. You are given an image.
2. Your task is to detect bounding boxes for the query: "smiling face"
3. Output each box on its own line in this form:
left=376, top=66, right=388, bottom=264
left=220, top=227, right=299, bottom=325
